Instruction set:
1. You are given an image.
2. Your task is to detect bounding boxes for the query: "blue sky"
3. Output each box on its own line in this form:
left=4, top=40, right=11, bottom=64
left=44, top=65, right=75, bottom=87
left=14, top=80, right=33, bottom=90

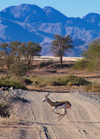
left=0, top=0, right=100, bottom=18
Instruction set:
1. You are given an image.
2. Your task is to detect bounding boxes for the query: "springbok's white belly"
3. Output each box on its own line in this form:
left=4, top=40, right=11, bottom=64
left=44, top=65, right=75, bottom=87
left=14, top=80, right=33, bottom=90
left=54, top=104, right=65, bottom=110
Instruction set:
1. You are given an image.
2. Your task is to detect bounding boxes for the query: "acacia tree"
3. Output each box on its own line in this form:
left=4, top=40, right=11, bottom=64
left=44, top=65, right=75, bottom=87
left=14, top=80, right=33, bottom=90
left=23, top=41, right=42, bottom=67
left=50, top=34, right=73, bottom=68
left=82, top=39, right=100, bottom=71
left=0, top=43, right=13, bottom=69
left=0, top=50, right=5, bottom=69
left=72, top=39, right=100, bottom=72
left=0, top=43, right=9, bottom=55
left=10, top=41, right=21, bottom=62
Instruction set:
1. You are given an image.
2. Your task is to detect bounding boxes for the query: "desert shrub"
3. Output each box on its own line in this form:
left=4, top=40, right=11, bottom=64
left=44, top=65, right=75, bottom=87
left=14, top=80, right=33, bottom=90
left=24, top=78, right=33, bottom=84
left=67, top=82, right=73, bottom=86
left=34, top=81, right=39, bottom=87
left=48, top=58, right=54, bottom=62
left=39, top=62, right=45, bottom=67
left=30, top=75, right=43, bottom=87
left=0, top=103, right=10, bottom=117
left=31, top=74, right=90, bottom=87
left=72, top=59, right=88, bottom=70
left=9, top=62, right=28, bottom=76
left=52, top=81, right=62, bottom=86
left=30, top=74, right=37, bottom=79
left=43, top=77, right=62, bottom=86
left=39, top=61, right=53, bottom=68
left=73, top=39, right=100, bottom=72
left=85, top=83, right=100, bottom=92
left=61, top=75, right=90, bottom=86
left=0, top=77, right=26, bottom=89
left=72, top=58, right=100, bottom=72
left=34, top=81, right=43, bottom=87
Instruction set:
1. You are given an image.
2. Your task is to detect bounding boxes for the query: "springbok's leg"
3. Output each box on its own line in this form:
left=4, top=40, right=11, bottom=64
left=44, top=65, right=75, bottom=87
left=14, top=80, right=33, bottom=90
left=58, top=114, right=66, bottom=121
left=58, top=108, right=67, bottom=121
left=52, top=108, right=60, bottom=115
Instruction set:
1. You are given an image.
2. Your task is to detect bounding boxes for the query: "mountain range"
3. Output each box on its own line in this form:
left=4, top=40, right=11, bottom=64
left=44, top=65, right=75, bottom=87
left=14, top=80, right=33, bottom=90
left=0, top=4, right=100, bottom=56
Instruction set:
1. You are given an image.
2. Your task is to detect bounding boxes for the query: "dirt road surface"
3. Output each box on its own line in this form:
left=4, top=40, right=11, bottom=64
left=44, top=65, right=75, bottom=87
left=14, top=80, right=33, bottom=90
left=0, top=90, right=100, bottom=139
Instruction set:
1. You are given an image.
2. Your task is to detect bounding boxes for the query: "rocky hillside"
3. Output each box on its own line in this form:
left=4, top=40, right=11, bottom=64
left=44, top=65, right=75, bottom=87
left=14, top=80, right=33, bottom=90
left=0, top=4, right=100, bottom=56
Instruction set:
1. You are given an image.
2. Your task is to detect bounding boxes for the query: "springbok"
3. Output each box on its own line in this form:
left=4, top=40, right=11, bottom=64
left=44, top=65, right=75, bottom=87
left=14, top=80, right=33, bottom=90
left=42, top=93, right=72, bottom=121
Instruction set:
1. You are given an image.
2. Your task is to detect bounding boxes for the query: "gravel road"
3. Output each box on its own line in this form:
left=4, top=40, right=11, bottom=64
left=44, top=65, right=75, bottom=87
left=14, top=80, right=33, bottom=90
left=0, top=89, right=100, bottom=139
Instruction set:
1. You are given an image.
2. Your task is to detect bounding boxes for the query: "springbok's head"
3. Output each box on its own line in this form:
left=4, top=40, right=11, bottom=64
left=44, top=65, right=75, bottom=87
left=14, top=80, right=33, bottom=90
left=42, top=93, right=50, bottom=102
left=67, top=101, right=72, bottom=109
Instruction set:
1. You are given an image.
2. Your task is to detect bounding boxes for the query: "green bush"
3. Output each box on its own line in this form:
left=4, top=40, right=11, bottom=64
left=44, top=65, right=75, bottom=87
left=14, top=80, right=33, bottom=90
left=0, top=77, right=26, bottom=89
left=85, top=83, right=100, bottom=92
left=30, top=74, right=90, bottom=87
left=72, top=59, right=88, bottom=70
left=34, top=81, right=43, bottom=87
left=30, top=74, right=37, bottom=79
left=61, top=75, right=90, bottom=86
left=73, top=40, right=100, bottom=72
left=24, top=78, right=33, bottom=85
left=9, top=62, right=28, bottom=76
left=39, top=62, right=45, bottom=67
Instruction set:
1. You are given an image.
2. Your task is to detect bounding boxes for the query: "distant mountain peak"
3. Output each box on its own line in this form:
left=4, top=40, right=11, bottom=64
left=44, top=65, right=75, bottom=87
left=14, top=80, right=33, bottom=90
left=0, top=4, right=100, bottom=56
left=83, top=13, right=100, bottom=23
left=43, top=6, right=58, bottom=13
left=43, top=6, right=68, bottom=23
left=83, top=12, right=100, bottom=18
left=43, top=6, right=67, bottom=17
left=19, top=3, right=42, bottom=11
left=2, top=3, right=43, bottom=20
